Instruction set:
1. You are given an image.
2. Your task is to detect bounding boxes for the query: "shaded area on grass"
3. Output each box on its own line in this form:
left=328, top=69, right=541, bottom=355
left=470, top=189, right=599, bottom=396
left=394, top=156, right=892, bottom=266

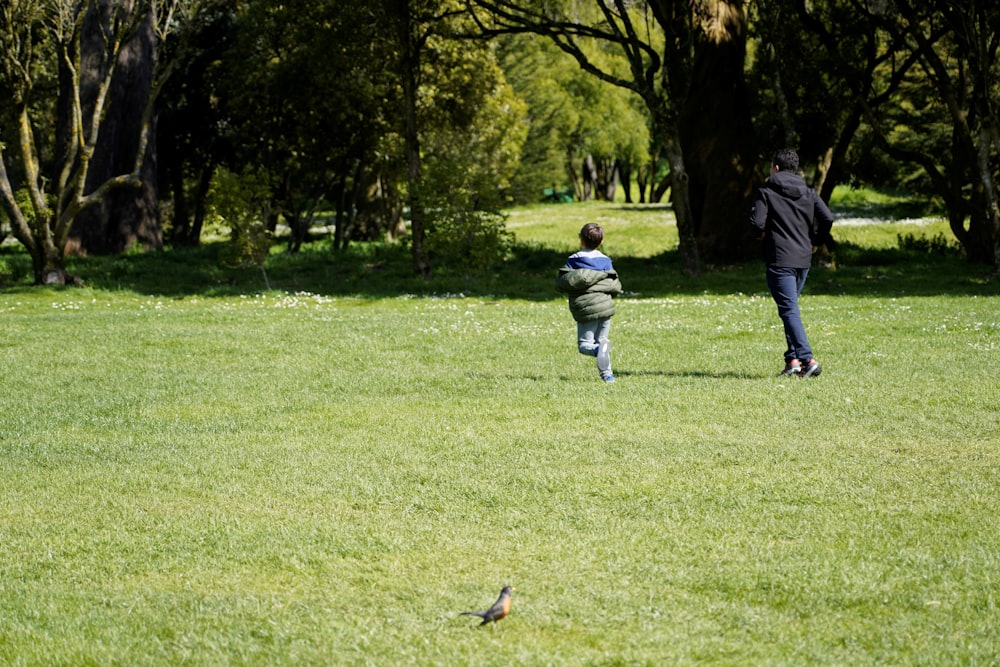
left=0, top=231, right=995, bottom=300
left=830, top=185, right=948, bottom=220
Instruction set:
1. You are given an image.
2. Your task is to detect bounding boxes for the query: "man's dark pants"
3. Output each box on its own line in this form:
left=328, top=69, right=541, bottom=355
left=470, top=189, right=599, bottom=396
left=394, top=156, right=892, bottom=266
left=766, top=265, right=813, bottom=363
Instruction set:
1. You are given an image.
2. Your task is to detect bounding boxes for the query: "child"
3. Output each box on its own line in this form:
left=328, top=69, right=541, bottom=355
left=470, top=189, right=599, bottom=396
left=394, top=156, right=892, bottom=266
left=556, top=223, right=622, bottom=382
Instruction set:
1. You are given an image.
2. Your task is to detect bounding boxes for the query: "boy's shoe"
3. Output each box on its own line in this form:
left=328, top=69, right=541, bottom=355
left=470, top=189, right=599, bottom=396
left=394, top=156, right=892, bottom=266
left=799, top=359, right=822, bottom=377
left=779, top=360, right=802, bottom=376
left=597, top=340, right=611, bottom=375
left=602, top=374, right=616, bottom=383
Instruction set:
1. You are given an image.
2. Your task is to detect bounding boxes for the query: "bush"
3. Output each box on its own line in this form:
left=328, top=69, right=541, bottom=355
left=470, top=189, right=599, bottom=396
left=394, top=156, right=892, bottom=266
left=208, top=167, right=274, bottom=289
left=897, top=231, right=962, bottom=256
left=426, top=208, right=514, bottom=285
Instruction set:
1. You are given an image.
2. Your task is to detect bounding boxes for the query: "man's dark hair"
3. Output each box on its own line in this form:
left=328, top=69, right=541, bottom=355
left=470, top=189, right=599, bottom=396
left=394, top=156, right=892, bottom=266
left=579, top=223, right=604, bottom=249
left=773, top=148, right=800, bottom=173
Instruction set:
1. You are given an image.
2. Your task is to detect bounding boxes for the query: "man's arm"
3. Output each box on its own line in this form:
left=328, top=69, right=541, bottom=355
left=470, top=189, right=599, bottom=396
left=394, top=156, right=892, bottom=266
left=749, top=189, right=768, bottom=238
left=813, top=194, right=835, bottom=245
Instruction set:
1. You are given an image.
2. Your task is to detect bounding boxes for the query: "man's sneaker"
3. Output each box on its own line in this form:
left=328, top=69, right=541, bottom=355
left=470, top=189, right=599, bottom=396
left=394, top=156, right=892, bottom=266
left=779, top=360, right=802, bottom=376
left=597, top=340, right=611, bottom=375
left=602, top=374, right=616, bottom=383
left=799, top=359, right=822, bottom=377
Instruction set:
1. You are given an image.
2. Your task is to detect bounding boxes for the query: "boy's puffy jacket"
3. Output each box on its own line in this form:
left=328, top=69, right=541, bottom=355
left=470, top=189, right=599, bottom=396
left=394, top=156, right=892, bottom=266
left=556, top=267, right=622, bottom=322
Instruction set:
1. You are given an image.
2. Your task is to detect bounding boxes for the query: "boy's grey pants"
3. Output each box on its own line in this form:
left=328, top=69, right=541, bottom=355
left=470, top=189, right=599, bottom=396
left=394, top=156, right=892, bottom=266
left=577, top=317, right=612, bottom=374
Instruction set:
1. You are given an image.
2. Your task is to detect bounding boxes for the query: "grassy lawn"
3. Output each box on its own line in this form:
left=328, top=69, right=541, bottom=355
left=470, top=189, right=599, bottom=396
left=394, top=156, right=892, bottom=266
left=0, top=200, right=997, bottom=665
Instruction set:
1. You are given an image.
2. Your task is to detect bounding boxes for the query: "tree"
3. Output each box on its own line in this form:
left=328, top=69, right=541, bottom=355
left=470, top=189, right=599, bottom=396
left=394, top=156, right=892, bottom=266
left=209, top=0, right=392, bottom=253
left=469, top=0, right=760, bottom=275
left=747, top=0, right=921, bottom=261
left=66, top=1, right=161, bottom=255
left=498, top=32, right=650, bottom=204
left=209, top=166, right=273, bottom=289
left=768, top=0, right=999, bottom=266
left=382, top=0, right=536, bottom=278
left=0, top=0, right=196, bottom=285
left=420, top=30, right=527, bottom=281
left=865, top=0, right=1000, bottom=265
left=156, top=2, right=238, bottom=247
left=383, top=0, right=433, bottom=277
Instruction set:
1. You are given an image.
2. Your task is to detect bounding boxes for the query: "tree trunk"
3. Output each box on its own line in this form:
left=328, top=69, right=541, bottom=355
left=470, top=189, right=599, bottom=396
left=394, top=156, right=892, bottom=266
left=963, top=162, right=1000, bottom=265
left=817, top=106, right=862, bottom=204
left=677, top=0, right=757, bottom=263
left=635, top=158, right=648, bottom=204
left=35, top=216, right=75, bottom=285
left=566, top=147, right=581, bottom=200
left=388, top=0, right=431, bottom=278
left=664, top=139, right=700, bottom=277
left=620, top=159, right=633, bottom=204
left=582, top=154, right=598, bottom=201
left=165, top=152, right=191, bottom=244
left=65, top=1, right=162, bottom=256
left=963, top=120, right=1000, bottom=265
left=653, top=172, right=672, bottom=203
left=600, top=158, right=619, bottom=201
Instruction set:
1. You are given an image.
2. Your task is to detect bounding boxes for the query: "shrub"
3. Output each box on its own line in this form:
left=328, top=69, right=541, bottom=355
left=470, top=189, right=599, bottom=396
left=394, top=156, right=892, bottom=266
left=426, top=208, right=514, bottom=285
left=897, top=231, right=962, bottom=256
left=208, top=167, right=274, bottom=289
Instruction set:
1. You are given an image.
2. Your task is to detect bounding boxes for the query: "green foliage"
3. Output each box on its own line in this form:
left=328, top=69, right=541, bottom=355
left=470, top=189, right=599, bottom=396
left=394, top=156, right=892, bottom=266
left=426, top=208, right=514, bottom=284
left=748, top=0, right=855, bottom=159
left=498, top=35, right=581, bottom=200
left=208, top=167, right=273, bottom=288
left=897, top=232, right=961, bottom=256
left=413, top=32, right=526, bottom=280
left=420, top=37, right=529, bottom=211
left=499, top=31, right=651, bottom=203
left=205, top=0, right=399, bottom=243
left=748, top=0, right=1000, bottom=263
left=1, top=197, right=992, bottom=299
left=829, top=185, right=945, bottom=219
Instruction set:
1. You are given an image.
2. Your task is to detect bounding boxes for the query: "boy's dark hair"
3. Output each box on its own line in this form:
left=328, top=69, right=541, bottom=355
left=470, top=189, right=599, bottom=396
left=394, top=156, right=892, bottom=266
left=579, top=223, right=604, bottom=249
left=773, top=148, right=800, bottom=173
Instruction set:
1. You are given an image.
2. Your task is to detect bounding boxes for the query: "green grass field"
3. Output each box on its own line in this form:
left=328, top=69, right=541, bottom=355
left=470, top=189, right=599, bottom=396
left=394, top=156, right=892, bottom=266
left=1, top=199, right=998, bottom=665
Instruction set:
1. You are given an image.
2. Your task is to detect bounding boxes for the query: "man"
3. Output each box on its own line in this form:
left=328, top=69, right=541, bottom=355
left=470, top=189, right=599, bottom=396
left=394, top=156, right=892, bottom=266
left=750, top=149, right=835, bottom=377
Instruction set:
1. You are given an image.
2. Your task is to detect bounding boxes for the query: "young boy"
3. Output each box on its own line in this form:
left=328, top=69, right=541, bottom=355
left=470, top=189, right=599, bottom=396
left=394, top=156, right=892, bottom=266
left=556, top=223, right=622, bottom=382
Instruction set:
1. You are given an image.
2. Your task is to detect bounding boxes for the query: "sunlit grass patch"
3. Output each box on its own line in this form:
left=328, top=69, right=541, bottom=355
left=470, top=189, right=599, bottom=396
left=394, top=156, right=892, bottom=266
left=0, top=200, right=997, bottom=665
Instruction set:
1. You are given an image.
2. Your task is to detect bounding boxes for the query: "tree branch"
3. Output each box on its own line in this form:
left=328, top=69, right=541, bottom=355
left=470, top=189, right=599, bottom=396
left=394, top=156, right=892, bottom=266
left=0, top=144, right=36, bottom=253
left=465, top=0, right=659, bottom=95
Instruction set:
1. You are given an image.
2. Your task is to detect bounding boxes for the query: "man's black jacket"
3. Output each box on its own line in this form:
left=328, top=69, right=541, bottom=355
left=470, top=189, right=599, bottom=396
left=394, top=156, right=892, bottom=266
left=749, top=170, right=835, bottom=268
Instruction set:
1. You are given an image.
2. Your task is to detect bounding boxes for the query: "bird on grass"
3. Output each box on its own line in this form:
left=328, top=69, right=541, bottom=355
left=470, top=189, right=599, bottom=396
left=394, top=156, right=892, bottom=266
left=461, top=586, right=514, bottom=628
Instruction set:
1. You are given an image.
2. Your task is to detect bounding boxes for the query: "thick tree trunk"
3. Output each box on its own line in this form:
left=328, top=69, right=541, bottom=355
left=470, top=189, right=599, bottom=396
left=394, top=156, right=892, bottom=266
left=677, top=0, right=757, bottom=263
left=600, top=158, right=619, bottom=201
left=35, top=216, right=75, bottom=285
left=964, top=133, right=1000, bottom=266
left=963, top=191, right=1000, bottom=265
left=65, top=1, right=162, bottom=256
left=635, top=158, right=648, bottom=204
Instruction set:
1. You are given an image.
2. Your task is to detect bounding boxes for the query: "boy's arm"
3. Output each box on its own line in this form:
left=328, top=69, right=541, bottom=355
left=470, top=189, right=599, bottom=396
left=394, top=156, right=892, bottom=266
left=557, top=268, right=606, bottom=293
left=591, top=274, right=622, bottom=295
left=555, top=268, right=574, bottom=293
